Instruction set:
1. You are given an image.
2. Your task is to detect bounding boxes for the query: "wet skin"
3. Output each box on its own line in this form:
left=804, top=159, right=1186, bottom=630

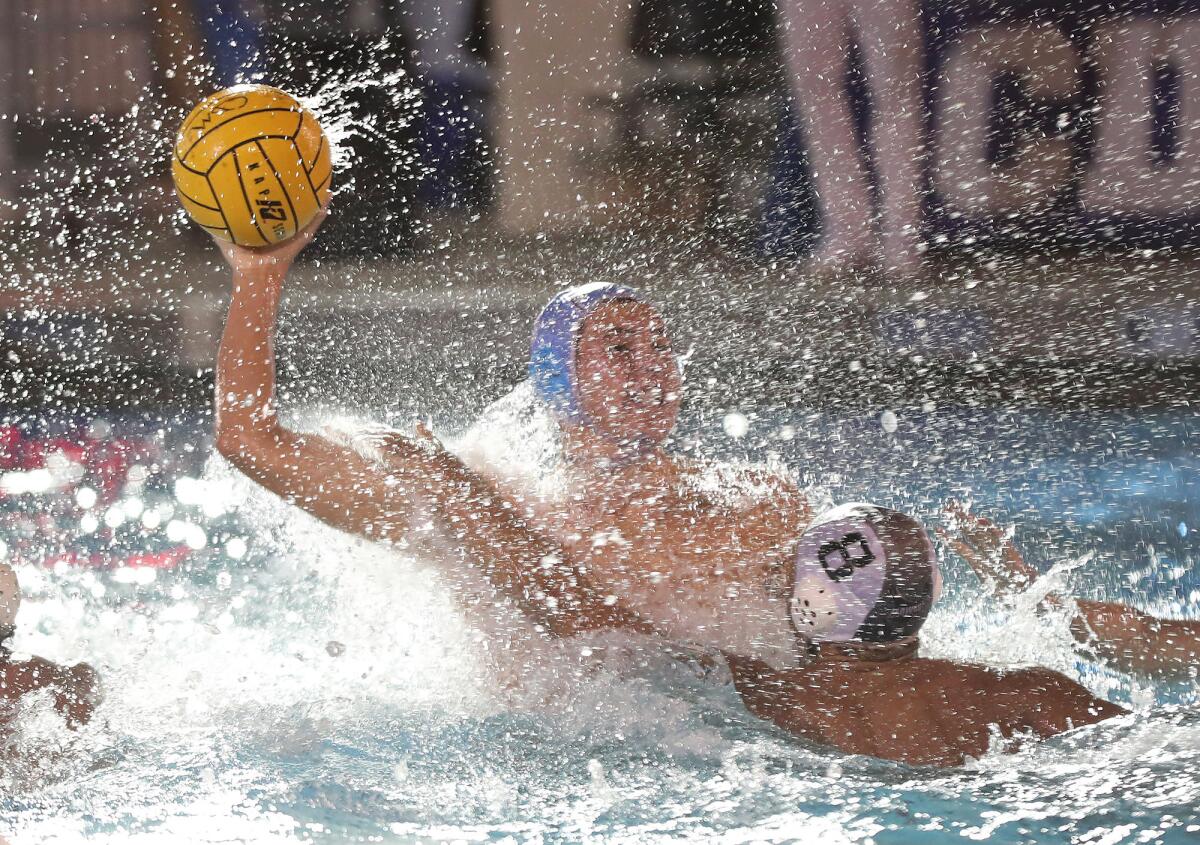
left=0, top=654, right=101, bottom=730
left=572, top=298, right=682, bottom=450
left=374, top=321, right=1143, bottom=767
left=214, top=228, right=811, bottom=656
left=726, top=648, right=1126, bottom=767
left=540, top=299, right=811, bottom=659
left=211, top=216, right=1158, bottom=766
left=941, top=500, right=1200, bottom=678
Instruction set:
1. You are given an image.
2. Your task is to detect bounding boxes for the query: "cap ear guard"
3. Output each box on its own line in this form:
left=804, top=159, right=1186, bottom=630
left=791, top=516, right=888, bottom=640
left=856, top=510, right=937, bottom=643
left=529, top=282, right=643, bottom=424
left=790, top=504, right=939, bottom=644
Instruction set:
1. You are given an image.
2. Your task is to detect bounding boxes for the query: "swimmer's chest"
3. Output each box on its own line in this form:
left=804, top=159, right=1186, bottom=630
left=569, top=480, right=800, bottom=609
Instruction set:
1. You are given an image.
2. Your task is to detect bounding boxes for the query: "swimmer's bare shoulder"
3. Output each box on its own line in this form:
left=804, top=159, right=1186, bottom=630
left=727, top=652, right=1125, bottom=767
left=878, top=659, right=1126, bottom=765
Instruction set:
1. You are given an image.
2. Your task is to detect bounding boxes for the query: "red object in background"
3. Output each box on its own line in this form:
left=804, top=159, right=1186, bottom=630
left=123, top=545, right=191, bottom=570
left=17, top=437, right=46, bottom=471
left=1, top=423, right=194, bottom=574
left=11, top=436, right=85, bottom=472
left=45, top=437, right=87, bottom=466
left=0, top=426, right=20, bottom=470
left=41, top=550, right=101, bottom=569
left=0, top=430, right=156, bottom=487
left=36, top=545, right=191, bottom=571
left=86, top=439, right=134, bottom=503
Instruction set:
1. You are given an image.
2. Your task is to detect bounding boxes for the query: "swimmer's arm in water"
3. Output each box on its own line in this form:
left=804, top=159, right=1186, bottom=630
left=212, top=213, right=423, bottom=544
left=725, top=652, right=1125, bottom=765
left=54, top=662, right=102, bottom=729
left=369, top=427, right=656, bottom=639
left=1066, top=600, right=1200, bottom=677
left=723, top=652, right=846, bottom=752
left=2, top=658, right=102, bottom=728
left=942, top=502, right=1200, bottom=677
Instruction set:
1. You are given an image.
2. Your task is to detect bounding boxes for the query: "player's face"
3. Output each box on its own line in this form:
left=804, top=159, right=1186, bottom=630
left=575, top=299, right=682, bottom=450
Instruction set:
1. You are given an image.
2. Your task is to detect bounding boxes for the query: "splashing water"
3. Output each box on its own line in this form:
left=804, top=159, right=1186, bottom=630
left=0, top=395, right=1198, bottom=843
left=3, top=1, right=1199, bottom=840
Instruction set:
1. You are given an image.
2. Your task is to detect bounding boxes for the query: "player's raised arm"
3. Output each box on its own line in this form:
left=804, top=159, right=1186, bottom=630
left=942, top=501, right=1200, bottom=677
left=367, top=425, right=657, bottom=638
left=1066, top=600, right=1200, bottom=676
left=213, top=212, right=420, bottom=543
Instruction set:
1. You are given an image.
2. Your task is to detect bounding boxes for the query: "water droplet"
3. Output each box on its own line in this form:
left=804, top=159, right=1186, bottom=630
left=587, top=759, right=605, bottom=783
left=880, top=410, right=899, bottom=434
left=723, top=412, right=749, bottom=439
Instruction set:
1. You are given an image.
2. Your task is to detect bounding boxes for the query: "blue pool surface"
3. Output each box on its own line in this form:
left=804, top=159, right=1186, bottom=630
left=0, top=403, right=1197, bottom=843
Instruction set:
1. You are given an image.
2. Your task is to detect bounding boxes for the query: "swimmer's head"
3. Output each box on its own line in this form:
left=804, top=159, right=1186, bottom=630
left=0, top=562, right=19, bottom=648
left=530, top=283, right=681, bottom=453
left=789, top=504, right=942, bottom=645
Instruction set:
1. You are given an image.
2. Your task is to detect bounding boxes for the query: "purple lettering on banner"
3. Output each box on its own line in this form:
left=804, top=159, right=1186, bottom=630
left=762, top=0, right=1200, bottom=252
left=1082, top=17, right=1200, bottom=219
left=934, top=22, right=1080, bottom=220
left=920, top=0, right=1200, bottom=247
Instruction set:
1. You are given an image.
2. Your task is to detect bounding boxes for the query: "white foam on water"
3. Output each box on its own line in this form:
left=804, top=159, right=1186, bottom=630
left=3, top=388, right=1200, bottom=843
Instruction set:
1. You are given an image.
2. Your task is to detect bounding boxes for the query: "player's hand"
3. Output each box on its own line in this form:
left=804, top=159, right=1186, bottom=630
left=213, top=207, right=329, bottom=275
left=54, top=661, right=102, bottom=729
left=938, top=500, right=1039, bottom=597
left=355, top=421, right=458, bottom=480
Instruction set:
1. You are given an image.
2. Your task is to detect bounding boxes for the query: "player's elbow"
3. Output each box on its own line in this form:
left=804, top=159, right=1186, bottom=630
left=215, top=424, right=250, bottom=468
left=214, top=417, right=268, bottom=474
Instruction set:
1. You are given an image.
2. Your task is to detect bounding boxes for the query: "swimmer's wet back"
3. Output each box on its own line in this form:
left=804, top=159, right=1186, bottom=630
left=790, top=503, right=942, bottom=644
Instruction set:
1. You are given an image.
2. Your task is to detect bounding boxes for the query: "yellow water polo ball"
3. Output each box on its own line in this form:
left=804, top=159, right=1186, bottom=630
left=172, top=84, right=332, bottom=247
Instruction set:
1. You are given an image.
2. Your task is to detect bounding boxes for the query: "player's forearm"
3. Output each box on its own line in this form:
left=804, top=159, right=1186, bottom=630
left=429, top=456, right=652, bottom=637
left=724, top=652, right=831, bottom=742
left=1073, top=599, right=1200, bottom=676
left=215, top=265, right=288, bottom=460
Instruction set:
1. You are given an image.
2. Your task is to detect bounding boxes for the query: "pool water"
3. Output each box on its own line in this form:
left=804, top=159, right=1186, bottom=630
left=1, top=402, right=1197, bottom=843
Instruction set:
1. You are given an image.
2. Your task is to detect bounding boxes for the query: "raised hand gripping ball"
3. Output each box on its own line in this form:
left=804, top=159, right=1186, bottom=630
left=172, top=84, right=332, bottom=246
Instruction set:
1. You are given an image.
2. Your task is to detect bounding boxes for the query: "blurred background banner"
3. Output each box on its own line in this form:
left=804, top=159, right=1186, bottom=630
left=0, top=0, right=1198, bottom=255
left=924, top=0, right=1200, bottom=251
left=762, top=0, right=1200, bottom=255
left=1, top=0, right=155, bottom=119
